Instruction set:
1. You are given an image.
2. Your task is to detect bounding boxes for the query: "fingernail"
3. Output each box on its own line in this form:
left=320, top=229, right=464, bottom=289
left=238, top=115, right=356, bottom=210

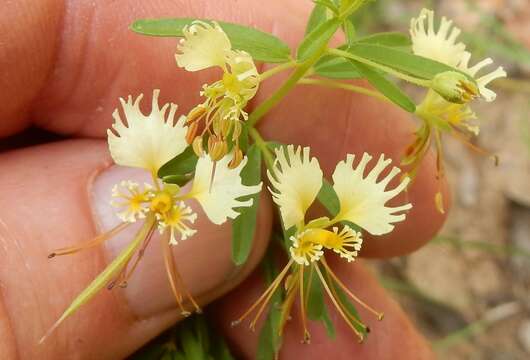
left=91, top=165, right=236, bottom=317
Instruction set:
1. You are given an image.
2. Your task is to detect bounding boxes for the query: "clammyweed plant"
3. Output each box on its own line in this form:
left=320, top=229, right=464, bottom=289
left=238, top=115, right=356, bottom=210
left=41, top=0, right=506, bottom=357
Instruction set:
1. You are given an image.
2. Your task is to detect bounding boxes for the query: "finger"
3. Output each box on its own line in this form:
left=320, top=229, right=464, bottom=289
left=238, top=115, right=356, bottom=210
left=0, top=0, right=311, bottom=137
left=214, top=257, right=435, bottom=359
left=0, top=140, right=272, bottom=358
left=3, top=0, right=447, bottom=256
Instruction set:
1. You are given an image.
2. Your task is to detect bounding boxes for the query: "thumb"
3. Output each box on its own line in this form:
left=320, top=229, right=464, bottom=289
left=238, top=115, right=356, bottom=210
left=0, top=139, right=272, bottom=359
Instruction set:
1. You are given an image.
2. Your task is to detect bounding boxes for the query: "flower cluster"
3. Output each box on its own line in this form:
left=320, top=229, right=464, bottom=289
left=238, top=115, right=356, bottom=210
left=176, top=21, right=260, bottom=167
left=49, top=89, right=262, bottom=319
left=43, top=5, right=507, bottom=351
left=233, top=145, right=411, bottom=341
left=405, top=9, right=506, bottom=211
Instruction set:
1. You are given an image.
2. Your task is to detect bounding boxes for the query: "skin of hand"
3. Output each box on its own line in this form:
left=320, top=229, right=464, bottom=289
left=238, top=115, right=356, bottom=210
left=0, top=0, right=448, bottom=359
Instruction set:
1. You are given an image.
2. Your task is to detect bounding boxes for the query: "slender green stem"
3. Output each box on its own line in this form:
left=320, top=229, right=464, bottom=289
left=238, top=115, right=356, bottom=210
left=249, top=127, right=275, bottom=173
left=248, top=46, right=328, bottom=128
left=328, top=48, right=432, bottom=87
left=259, top=61, right=298, bottom=82
left=299, top=78, right=391, bottom=103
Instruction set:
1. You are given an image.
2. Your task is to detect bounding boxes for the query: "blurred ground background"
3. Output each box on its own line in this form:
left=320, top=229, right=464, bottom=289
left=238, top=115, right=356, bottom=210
left=132, top=0, right=530, bottom=358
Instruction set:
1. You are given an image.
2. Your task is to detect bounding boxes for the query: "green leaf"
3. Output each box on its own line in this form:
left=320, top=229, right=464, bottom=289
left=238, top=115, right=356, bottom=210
left=45, top=216, right=155, bottom=338
left=350, top=60, right=416, bottom=113
left=313, top=0, right=339, bottom=13
left=342, top=19, right=356, bottom=47
left=314, top=56, right=361, bottom=79
left=317, top=179, right=340, bottom=217
left=161, top=174, right=193, bottom=187
left=320, top=306, right=336, bottom=338
left=305, top=267, right=325, bottom=320
left=355, top=32, right=411, bottom=48
left=158, top=146, right=198, bottom=179
left=306, top=3, right=328, bottom=35
left=232, top=144, right=262, bottom=265
left=131, top=18, right=291, bottom=63
left=348, top=43, right=470, bottom=81
left=297, top=18, right=341, bottom=61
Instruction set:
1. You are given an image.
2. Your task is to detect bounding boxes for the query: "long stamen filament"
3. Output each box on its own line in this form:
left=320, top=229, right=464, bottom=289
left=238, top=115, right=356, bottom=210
left=232, top=259, right=294, bottom=327
left=299, top=265, right=310, bottom=343
left=321, top=258, right=383, bottom=320
left=161, top=234, right=188, bottom=315
left=278, top=275, right=299, bottom=338
left=48, top=223, right=129, bottom=258
left=314, top=263, right=363, bottom=341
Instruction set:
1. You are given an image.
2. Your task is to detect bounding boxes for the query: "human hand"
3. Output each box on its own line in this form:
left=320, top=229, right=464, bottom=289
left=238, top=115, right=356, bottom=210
left=0, top=1, right=446, bottom=358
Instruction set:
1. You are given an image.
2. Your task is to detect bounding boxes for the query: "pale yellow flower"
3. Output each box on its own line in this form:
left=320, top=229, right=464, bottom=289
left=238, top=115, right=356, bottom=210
left=457, top=51, right=507, bottom=102
left=410, top=8, right=466, bottom=67
left=268, top=145, right=411, bottom=262
left=157, top=202, right=198, bottom=245
left=111, top=181, right=153, bottom=223
left=107, top=89, right=188, bottom=174
left=175, top=21, right=231, bottom=71
left=332, top=153, right=411, bottom=236
left=268, top=145, right=323, bottom=230
left=189, top=152, right=263, bottom=225
left=289, top=230, right=324, bottom=266
left=410, top=8, right=506, bottom=102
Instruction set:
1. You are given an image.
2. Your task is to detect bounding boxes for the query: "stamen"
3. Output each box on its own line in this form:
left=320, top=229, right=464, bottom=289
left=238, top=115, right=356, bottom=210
left=321, top=258, right=383, bottom=320
left=119, top=224, right=157, bottom=286
left=231, top=259, right=294, bottom=327
left=161, top=234, right=189, bottom=315
left=450, top=127, right=499, bottom=165
left=313, top=263, right=364, bottom=341
left=48, top=223, right=129, bottom=258
left=277, top=274, right=299, bottom=338
left=299, top=266, right=310, bottom=343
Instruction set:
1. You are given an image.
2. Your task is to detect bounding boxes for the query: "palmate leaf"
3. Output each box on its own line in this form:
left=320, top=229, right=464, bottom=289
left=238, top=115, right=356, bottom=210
left=232, top=144, right=262, bottom=265
left=41, top=216, right=155, bottom=342
left=131, top=18, right=291, bottom=63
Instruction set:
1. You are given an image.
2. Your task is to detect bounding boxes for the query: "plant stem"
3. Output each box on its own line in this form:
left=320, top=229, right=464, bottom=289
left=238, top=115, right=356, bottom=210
left=299, top=77, right=390, bottom=103
left=248, top=46, right=328, bottom=128
left=259, top=61, right=298, bottom=81
left=328, top=48, right=432, bottom=87
left=249, top=127, right=275, bottom=172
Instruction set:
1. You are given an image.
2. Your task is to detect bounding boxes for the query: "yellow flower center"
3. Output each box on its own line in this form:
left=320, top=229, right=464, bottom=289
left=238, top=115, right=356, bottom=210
left=222, top=72, right=242, bottom=94
left=150, top=192, right=173, bottom=213
left=300, top=228, right=340, bottom=249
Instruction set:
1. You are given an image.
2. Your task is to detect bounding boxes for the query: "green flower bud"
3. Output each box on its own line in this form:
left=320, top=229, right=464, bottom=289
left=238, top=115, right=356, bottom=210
left=432, top=71, right=479, bottom=104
